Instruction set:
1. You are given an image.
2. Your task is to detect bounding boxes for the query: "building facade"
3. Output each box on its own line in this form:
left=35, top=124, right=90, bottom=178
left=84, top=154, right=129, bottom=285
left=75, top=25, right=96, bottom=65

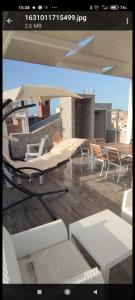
left=60, top=94, right=112, bottom=141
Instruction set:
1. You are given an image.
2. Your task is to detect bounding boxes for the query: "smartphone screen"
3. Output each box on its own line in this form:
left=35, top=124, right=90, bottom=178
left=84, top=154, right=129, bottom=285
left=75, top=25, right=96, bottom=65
left=2, top=2, right=133, bottom=300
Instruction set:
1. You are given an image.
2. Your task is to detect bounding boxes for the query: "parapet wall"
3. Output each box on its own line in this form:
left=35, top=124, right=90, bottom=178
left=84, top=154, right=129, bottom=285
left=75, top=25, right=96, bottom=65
left=10, top=118, right=62, bottom=159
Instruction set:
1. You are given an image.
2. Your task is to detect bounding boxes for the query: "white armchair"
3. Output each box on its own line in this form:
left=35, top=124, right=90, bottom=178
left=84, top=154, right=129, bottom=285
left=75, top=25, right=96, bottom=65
left=24, top=134, right=49, bottom=184
left=121, top=189, right=132, bottom=224
left=3, top=220, right=104, bottom=284
left=25, top=134, right=49, bottom=161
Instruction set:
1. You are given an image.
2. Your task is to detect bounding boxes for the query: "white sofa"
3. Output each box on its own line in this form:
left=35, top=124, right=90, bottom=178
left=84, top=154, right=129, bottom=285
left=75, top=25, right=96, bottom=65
left=121, top=189, right=132, bottom=224
left=3, top=219, right=104, bottom=284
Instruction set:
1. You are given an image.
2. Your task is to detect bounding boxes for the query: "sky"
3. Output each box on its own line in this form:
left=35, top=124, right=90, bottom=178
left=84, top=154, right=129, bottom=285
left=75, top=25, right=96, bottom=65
left=3, top=59, right=130, bottom=115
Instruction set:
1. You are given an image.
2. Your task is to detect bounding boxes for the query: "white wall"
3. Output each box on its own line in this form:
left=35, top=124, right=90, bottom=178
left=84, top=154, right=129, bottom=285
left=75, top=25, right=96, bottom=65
left=60, top=97, right=75, bottom=139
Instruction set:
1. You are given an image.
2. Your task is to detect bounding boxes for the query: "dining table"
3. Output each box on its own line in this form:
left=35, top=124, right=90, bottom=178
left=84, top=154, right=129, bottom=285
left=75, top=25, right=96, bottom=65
left=106, top=142, right=132, bottom=157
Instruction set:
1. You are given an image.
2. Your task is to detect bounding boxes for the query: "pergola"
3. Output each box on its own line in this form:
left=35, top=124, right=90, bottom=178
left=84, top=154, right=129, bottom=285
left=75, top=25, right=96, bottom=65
left=3, top=30, right=132, bottom=143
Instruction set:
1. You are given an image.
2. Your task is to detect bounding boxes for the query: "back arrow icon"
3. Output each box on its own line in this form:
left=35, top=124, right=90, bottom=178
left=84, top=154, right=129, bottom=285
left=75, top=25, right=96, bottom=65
left=7, top=18, right=13, bottom=24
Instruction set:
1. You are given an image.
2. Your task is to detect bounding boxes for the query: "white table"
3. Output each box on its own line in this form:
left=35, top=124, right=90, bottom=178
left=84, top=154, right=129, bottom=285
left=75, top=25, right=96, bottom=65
left=69, top=209, right=132, bottom=283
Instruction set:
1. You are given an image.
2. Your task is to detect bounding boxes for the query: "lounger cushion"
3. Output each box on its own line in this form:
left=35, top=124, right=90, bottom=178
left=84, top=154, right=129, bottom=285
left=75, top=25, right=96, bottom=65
left=4, top=138, right=86, bottom=176
left=18, top=240, right=90, bottom=283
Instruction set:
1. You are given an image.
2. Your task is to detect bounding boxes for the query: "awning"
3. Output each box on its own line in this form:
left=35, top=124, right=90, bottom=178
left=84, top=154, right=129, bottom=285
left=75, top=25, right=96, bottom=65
left=3, top=30, right=132, bottom=78
left=3, top=85, right=82, bottom=102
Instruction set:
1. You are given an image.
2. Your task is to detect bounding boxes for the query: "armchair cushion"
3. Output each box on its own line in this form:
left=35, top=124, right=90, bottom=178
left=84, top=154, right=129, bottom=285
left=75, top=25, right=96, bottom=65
left=18, top=240, right=90, bottom=283
left=3, top=223, right=104, bottom=284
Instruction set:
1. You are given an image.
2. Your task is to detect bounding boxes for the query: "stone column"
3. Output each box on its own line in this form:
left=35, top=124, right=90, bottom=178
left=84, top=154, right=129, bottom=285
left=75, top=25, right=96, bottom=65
left=60, top=97, right=75, bottom=139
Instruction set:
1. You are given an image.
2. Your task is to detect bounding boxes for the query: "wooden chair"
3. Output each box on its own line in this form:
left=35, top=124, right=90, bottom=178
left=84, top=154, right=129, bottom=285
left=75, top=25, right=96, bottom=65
left=90, top=144, right=108, bottom=176
left=80, top=138, right=95, bottom=164
left=105, top=147, right=131, bottom=183
left=24, top=135, right=49, bottom=184
left=95, top=137, right=106, bottom=156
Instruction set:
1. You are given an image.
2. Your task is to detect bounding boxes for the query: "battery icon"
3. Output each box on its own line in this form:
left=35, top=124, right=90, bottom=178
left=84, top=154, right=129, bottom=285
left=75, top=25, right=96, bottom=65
left=110, top=5, right=119, bottom=10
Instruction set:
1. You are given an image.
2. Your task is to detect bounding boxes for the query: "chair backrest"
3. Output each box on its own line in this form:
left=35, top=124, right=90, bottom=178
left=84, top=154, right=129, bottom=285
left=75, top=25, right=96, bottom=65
left=38, top=135, right=49, bottom=157
left=3, top=227, right=22, bottom=283
left=83, top=140, right=90, bottom=150
left=82, top=138, right=95, bottom=151
left=52, top=131, right=63, bottom=145
left=95, top=137, right=105, bottom=147
left=90, top=144, right=103, bottom=159
left=106, top=147, right=120, bottom=165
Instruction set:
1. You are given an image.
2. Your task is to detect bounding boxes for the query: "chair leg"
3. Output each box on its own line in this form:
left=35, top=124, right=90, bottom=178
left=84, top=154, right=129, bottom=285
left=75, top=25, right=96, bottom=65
left=104, top=160, right=107, bottom=170
left=87, top=152, right=91, bottom=170
left=117, top=166, right=121, bottom=183
left=100, top=162, right=104, bottom=176
left=91, top=153, right=95, bottom=171
left=105, top=163, right=110, bottom=178
left=81, top=151, right=83, bottom=164
left=25, top=153, right=29, bottom=161
left=113, top=166, right=117, bottom=180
